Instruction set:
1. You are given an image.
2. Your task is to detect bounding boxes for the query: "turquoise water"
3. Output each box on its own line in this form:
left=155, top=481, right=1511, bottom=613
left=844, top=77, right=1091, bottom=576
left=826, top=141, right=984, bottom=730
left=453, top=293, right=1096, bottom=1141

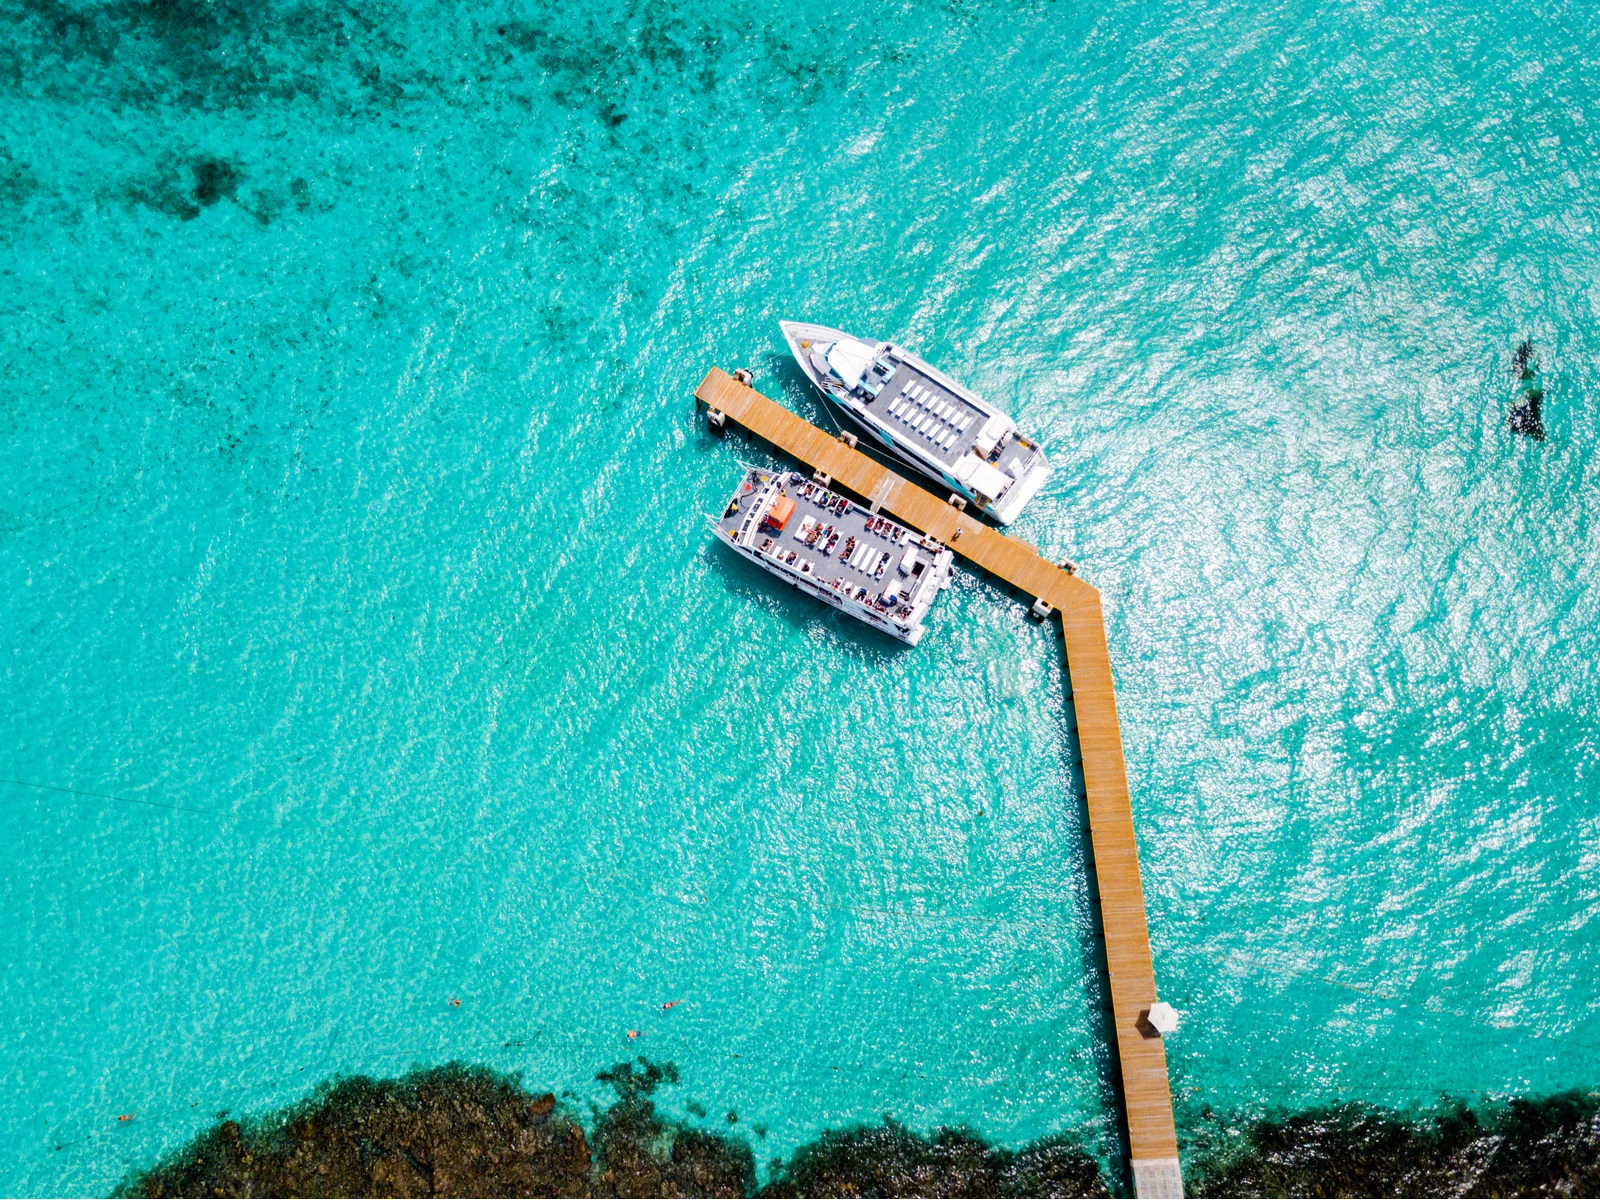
left=3, top=0, right=1598, bottom=1192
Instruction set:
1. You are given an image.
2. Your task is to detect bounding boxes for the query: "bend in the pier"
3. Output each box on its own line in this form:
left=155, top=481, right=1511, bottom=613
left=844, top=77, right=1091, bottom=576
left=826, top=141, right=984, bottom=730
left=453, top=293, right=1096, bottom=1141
left=694, top=367, right=1182, bottom=1199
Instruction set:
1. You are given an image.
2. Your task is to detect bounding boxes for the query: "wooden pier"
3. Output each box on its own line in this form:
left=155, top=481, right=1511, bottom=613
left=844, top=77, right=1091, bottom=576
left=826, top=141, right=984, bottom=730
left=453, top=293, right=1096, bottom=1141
left=695, top=368, right=1183, bottom=1199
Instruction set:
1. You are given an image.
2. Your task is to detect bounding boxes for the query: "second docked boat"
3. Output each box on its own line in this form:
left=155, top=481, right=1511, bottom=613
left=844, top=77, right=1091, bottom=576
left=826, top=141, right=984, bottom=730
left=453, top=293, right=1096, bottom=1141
left=712, top=467, right=954, bottom=645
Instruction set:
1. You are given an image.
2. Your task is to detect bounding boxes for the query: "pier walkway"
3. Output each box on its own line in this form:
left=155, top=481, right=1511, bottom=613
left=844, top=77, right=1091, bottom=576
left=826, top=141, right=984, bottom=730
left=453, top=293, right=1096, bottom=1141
left=695, top=368, right=1183, bottom=1199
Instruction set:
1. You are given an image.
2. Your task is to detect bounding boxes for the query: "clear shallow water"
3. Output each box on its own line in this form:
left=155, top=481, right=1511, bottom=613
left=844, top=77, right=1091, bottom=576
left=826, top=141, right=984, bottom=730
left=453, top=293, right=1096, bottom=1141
left=2, top=0, right=1597, bottom=1192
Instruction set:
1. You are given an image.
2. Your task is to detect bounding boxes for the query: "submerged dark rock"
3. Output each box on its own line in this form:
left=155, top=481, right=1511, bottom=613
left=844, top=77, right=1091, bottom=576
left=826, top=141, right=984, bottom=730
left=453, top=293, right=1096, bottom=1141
left=124, top=153, right=243, bottom=221
left=125, top=171, right=200, bottom=221
left=190, top=156, right=240, bottom=207
left=117, top=1064, right=592, bottom=1198
left=117, top=1059, right=1599, bottom=1199
left=1187, top=1092, right=1600, bottom=1198
left=591, top=1059, right=754, bottom=1197
left=1509, top=337, right=1548, bottom=440
left=1515, top=336, right=1540, bottom=380
left=759, top=1119, right=1106, bottom=1198
left=119, top=1059, right=757, bottom=1199
left=1510, top=387, right=1546, bottom=441
left=119, top=1060, right=1104, bottom=1199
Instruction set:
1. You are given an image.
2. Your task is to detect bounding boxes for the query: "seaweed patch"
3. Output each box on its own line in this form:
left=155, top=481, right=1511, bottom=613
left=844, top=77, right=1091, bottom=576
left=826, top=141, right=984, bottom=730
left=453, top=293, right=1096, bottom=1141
left=114, top=1063, right=592, bottom=1198
left=1509, top=337, right=1547, bottom=441
left=759, top=1119, right=1106, bottom=1198
left=124, top=169, right=200, bottom=222
left=0, top=147, right=39, bottom=210
left=190, top=156, right=240, bottom=207
left=116, top=1059, right=1108, bottom=1198
left=0, top=147, right=41, bottom=243
left=14, top=0, right=389, bottom=109
left=124, top=153, right=247, bottom=222
left=1186, top=1092, right=1600, bottom=1197
left=115, top=1060, right=1600, bottom=1198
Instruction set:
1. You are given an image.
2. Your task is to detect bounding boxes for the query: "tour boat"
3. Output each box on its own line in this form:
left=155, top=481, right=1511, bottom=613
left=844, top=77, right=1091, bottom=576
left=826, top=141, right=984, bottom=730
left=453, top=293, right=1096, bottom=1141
left=712, top=467, right=953, bottom=645
left=779, top=320, right=1050, bottom=524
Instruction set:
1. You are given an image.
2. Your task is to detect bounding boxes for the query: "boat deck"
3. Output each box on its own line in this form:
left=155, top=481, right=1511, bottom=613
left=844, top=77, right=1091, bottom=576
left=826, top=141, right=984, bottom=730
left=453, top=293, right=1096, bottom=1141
left=865, top=361, right=984, bottom=467
left=716, top=469, right=947, bottom=633
left=695, top=367, right=1184, bottom=1200
left=781, top=322, right=1045, bottom=496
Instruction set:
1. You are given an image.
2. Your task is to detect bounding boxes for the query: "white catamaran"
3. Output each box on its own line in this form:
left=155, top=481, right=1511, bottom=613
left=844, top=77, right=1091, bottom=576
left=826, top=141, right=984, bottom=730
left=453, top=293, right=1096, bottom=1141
left=779, top=320, right=1051, bottom=524
left=712, top=467, right=954, bottom=645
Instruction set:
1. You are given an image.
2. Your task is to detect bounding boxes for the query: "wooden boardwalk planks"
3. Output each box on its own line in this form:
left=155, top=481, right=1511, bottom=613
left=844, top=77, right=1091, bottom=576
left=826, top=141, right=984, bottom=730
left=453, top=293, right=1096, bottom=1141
left=695, top=368, right=1183, bottom=1198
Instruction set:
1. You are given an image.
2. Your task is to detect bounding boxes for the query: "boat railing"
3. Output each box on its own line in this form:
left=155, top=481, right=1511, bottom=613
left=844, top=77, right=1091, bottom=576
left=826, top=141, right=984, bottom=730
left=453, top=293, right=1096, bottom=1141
left=734, top=481, right=777, bottom=545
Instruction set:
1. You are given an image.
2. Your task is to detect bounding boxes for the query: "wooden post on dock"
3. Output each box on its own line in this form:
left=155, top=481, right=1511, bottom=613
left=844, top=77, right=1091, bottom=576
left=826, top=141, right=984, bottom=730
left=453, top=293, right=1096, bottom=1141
left=694, top=368, right=1183, bottom=1198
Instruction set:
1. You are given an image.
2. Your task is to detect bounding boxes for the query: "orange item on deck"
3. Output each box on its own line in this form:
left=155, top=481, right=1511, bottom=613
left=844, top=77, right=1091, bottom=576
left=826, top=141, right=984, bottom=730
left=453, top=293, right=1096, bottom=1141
left=763, top=495, right=796, bottom=530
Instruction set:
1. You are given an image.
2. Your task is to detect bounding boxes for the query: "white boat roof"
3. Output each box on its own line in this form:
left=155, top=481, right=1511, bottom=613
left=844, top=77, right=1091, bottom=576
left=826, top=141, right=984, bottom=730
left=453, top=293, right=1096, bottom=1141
left=954, top=456, right=1011, bottom=499
left=824, top=338, right=874, bottom=388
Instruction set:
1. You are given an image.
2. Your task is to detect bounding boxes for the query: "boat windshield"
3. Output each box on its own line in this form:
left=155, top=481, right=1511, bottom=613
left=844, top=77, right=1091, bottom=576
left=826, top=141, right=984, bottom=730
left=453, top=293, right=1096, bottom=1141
left=824, top=339, right=874, bottom=387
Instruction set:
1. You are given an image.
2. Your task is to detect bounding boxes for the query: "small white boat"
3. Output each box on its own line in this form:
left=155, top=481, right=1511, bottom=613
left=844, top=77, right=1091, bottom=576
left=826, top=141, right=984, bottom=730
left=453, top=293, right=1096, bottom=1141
left=712, top=467, right=954, bottom=645
left=779, top=320, right=1051, bottom=524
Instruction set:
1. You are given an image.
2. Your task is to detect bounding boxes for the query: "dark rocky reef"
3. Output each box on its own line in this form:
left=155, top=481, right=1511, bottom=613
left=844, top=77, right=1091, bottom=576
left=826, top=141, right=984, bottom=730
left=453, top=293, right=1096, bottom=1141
left=590, top=1059, right=754, bottom=1197
left=124, top=152, right=243, bottom=222
left=759, top=1121, right=1106, bottom=1198
left=1186, top=1092, right=1600, bottom=1198
left=117, top=1061, right=1600, bottom=1198
left=118, top=1058, right=757, bottom=1199
left=1510, top=389, right=1545, bottom=440
left=1509, top=337, right=1547, bottom=441
left=116, top=1064, right=592, bottom=1198
left=1514, top=339, right=1537, bottom=376
left=119, top=1060, right=1104, bottom=1199
left=190, top=156, right=240, bottom=208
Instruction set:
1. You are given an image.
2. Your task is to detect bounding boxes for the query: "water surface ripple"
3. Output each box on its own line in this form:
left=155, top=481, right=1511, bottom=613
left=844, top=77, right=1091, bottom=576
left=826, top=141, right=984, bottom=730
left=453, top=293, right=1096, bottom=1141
left=1, top=0, right=1596, bottom=1192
